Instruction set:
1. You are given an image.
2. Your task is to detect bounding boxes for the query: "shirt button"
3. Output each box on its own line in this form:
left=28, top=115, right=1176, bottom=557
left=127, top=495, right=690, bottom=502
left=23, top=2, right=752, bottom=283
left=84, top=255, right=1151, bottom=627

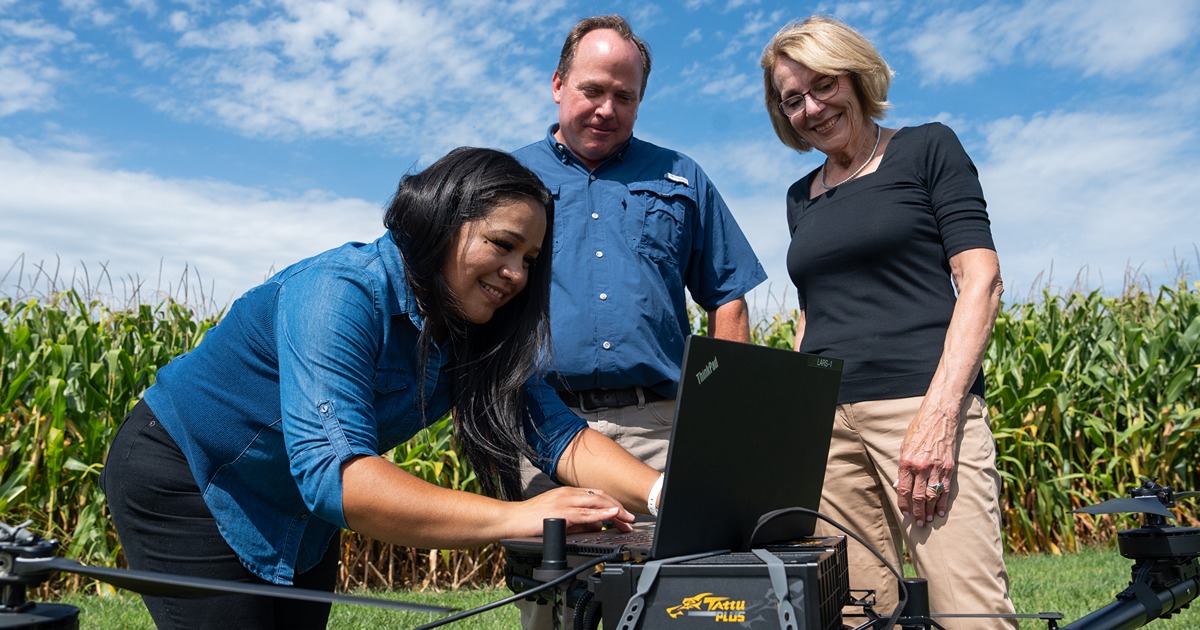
left=602, top=341, right=612, bottom=349
left=599, top=293, right=608, bottom=300
left=591, top=212, right=599, bottom=219
left=590, top=175, right=597, bottom=181
left=318, top=403, right=329, bottom=414
left=595, top=251, right=603, bottom=258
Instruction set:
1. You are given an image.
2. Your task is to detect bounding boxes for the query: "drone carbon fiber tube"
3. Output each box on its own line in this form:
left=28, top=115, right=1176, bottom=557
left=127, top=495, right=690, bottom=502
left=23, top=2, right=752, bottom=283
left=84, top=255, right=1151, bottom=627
left=1060, top=576, right=1200, bottom=630
left=14, top=556, right=456, bottom=615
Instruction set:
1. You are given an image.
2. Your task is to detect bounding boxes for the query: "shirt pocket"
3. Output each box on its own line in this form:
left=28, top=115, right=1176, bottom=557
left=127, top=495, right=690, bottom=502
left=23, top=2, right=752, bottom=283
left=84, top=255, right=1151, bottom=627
left=372, top=367, right=422, bottom=450
left=625, top=181, right=692, bottom=263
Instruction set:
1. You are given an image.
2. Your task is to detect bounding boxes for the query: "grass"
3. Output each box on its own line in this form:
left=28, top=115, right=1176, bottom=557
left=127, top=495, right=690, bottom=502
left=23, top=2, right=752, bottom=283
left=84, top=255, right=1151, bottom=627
left=55, top=587, right=519, bottom=629
left=43, top=546, right=1197, bottom=629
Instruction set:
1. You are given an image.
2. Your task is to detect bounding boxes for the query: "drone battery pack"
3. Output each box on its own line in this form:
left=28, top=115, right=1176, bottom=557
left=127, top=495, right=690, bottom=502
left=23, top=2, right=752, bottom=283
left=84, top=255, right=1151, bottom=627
left=595, top=537, right=849, bottom=629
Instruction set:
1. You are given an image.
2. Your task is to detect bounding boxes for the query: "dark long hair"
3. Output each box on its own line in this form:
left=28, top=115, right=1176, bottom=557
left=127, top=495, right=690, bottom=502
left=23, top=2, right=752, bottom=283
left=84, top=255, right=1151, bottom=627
left=384, top=147, right=554, bottom=500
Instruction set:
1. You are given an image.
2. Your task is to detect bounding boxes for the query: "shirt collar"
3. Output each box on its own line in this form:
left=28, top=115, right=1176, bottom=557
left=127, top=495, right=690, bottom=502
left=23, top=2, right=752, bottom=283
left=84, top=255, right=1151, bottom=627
left=375, top=233, right=426, bottom=331
left=544, top=123, right=634, bottom=171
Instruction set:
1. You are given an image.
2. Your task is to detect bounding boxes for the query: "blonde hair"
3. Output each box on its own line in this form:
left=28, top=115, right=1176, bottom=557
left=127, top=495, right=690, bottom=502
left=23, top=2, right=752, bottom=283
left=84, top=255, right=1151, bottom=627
left=760, top=16, right=894, bottom=153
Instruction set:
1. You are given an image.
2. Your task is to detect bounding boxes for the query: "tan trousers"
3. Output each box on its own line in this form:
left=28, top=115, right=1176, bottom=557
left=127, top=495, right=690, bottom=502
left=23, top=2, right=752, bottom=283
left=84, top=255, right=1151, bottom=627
left=816, top=395, right=1017, bottom=629
left=516, top=397, right=675, bottom=630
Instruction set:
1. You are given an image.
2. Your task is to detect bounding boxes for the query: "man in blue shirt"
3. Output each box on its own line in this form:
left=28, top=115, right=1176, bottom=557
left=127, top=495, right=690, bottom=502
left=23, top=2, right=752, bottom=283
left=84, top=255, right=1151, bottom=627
left=512, top=17, right=766, bottom=625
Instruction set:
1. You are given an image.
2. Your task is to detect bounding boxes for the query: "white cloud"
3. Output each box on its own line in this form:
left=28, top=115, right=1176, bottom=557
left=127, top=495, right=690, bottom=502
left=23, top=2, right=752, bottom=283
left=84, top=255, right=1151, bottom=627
left=0, top=17, right=75, bottom=116
left=168, top=10, right=190, bottom=31
left=61, top=0, right=119, bottom=27
left=1032, top=0, right=1199, bottom=78
left=903, top=0, right=1200, bottom=84
left=141, top=1, right=558, bottom=153
left=902, top=4, right=1021, bottom=84
left=126, top=0, right=157, bottom=18
left=0, top=137, right=383, bottom=303
left=979, top=110, right=1199, bottom=294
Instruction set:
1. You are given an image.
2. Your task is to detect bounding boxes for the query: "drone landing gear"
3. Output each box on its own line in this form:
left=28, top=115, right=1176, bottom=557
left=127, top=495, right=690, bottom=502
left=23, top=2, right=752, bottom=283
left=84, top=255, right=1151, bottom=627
left=0, top=604, right=78, bottom=630
left=1, top=520, right=80, bottom=630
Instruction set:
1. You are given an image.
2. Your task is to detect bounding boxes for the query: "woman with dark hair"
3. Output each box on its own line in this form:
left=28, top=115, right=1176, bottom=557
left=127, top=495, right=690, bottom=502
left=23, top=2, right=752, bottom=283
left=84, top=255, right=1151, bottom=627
left=760, top=16, right=1015, bottom=629
left=102, top=147, right=658, bottom=629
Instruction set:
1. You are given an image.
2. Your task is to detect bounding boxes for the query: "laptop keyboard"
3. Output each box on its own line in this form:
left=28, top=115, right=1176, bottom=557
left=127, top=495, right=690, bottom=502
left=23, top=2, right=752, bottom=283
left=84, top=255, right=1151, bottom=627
left=572, top=529, right=654, bottom=546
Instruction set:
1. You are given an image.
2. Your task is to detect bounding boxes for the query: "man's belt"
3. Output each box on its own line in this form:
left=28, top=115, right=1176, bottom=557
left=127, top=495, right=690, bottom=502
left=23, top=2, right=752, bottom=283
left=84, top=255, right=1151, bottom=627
left=557, top=386, right=667, bottom=411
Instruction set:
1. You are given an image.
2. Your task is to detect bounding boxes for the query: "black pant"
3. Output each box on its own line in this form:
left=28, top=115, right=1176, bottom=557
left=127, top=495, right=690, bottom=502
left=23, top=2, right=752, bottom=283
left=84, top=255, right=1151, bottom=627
left=101, top=400, right=339, bottom=629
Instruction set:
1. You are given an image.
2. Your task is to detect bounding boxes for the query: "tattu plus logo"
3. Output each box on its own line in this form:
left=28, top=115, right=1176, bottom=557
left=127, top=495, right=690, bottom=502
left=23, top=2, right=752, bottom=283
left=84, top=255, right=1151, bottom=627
left=665, top=592, right=747, bottom=623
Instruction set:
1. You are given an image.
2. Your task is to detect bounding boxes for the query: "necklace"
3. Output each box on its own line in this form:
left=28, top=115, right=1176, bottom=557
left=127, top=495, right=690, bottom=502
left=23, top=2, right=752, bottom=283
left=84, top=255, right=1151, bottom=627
left=820, top=124, right=881, bottom=190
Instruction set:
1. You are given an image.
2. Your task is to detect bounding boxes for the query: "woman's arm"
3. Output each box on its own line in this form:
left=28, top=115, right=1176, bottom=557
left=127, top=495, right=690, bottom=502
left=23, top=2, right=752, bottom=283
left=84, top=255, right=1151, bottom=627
left=792, top=308, right=807, bottom=352
left=340, top=438, right=637, bottom=549
left=894, top=247, right=1003, bottom=524
left=552, top=427, right=664, bottom=513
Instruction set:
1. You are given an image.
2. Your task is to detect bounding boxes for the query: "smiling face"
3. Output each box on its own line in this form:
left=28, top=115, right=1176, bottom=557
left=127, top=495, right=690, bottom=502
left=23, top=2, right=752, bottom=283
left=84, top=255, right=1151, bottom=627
left=443, top=196, right=547, bottom=325
left=552, top=28, right=643, bottom=169
left=772, top=56, right=869, bottom=162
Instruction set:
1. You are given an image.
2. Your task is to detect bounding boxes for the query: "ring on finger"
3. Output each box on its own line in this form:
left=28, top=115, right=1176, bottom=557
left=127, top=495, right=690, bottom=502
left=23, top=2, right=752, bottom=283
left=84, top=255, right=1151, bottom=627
left=927, top=482, right=945, bottom=495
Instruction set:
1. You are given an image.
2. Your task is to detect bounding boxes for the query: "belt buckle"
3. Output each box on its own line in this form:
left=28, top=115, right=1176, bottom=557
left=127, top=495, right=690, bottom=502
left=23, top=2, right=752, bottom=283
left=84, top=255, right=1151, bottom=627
left=578, top=391, right=609, bottom=414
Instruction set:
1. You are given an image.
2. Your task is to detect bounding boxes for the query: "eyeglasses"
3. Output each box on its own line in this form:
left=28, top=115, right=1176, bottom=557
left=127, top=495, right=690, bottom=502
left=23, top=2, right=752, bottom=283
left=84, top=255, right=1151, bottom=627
left=778, top=75, right=840, bottom=118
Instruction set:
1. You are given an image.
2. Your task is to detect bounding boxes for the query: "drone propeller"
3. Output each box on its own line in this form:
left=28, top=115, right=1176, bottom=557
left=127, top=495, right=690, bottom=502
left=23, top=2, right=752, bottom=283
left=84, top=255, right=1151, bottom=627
left=13, top=556, right=456, bottom=615
left=1072, top=495, right=1176, bottom=519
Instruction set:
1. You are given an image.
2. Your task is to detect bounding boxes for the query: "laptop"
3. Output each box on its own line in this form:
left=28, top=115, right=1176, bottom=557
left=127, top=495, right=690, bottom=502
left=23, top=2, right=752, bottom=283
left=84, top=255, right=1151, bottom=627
left=502, top=335, right=843, bottom=562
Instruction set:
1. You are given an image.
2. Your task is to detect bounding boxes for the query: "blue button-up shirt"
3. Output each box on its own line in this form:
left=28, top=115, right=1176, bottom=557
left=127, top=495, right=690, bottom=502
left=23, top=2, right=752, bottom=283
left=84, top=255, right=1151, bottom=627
left=144, top=233, right=584, bottom=584
left=514, top=126, right=767, bottom=398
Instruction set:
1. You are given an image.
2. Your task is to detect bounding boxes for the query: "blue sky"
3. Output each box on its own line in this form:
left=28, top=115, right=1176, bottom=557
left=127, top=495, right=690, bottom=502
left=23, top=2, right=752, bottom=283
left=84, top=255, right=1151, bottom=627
left=3, top=0, right=1198, bottom=314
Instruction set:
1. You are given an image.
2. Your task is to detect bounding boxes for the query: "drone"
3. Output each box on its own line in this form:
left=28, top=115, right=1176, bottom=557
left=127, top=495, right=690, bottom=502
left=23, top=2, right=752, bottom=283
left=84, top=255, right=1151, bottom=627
left=1058, top=477, right=1200, bottom=630
left=508, top=478, right=1200, bottom=630
left=0, top=519, right=455, bottom=629
left=869, top=476, right=1200, bottom=630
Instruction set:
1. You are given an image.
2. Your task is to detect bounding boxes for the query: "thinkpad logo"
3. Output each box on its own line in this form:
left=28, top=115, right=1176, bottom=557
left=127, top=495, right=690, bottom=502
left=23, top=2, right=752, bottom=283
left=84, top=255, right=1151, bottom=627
left=694, top=356, right=718, bottom=385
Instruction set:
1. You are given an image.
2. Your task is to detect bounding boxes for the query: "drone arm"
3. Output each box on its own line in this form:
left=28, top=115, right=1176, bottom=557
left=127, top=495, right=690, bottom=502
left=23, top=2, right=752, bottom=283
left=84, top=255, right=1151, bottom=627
left=12, top=556, right=455, bottom=614
left=1061, top=574, right=1200, bottom=630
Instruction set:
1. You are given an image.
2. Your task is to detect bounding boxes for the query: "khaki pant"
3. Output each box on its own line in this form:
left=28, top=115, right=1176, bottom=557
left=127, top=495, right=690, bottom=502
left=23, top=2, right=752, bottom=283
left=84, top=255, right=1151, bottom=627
left=516, top=397, right=675, bottom=630
left=816, top=395, right=1017, bottom=629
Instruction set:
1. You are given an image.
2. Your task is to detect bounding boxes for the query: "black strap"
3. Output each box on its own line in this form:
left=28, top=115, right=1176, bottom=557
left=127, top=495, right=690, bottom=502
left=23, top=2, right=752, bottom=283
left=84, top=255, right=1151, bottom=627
left=616, top=550, right=728, bottom=629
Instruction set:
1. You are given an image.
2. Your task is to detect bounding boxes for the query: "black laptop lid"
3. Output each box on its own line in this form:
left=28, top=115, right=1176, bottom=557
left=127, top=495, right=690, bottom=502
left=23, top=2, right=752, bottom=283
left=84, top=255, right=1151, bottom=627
left=650, top=335, right=842, bottom=559
left=499, top=336, right=842, bottom=560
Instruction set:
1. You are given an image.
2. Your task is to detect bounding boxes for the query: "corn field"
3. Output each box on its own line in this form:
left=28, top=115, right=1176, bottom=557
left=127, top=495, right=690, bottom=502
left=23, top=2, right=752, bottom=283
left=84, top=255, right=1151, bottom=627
left=3, top=272, right=1198, bottom=593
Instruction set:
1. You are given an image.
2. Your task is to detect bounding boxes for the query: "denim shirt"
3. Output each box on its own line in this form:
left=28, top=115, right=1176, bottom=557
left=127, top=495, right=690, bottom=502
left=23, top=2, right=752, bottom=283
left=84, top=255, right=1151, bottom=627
left=143, top=233, right=585, bottom=584
left=513, top=126, right=767, bottom=398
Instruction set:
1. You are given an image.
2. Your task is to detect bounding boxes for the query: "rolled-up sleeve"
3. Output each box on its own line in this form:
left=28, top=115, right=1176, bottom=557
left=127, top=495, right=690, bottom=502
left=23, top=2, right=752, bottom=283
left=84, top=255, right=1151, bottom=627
left=276, top=264, right=384, bottom=528
left=522, top=374, right=587, bottom=482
